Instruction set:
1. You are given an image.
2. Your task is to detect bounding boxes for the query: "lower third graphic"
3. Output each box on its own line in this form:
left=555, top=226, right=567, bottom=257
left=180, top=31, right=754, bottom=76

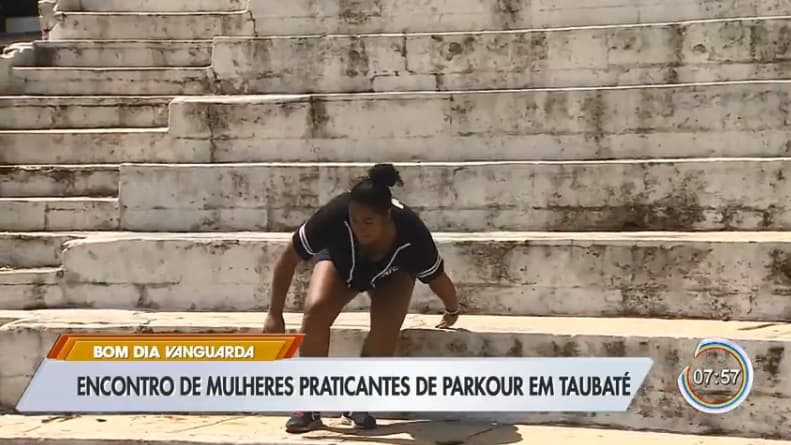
left=677, top=338, right=754, bottom=414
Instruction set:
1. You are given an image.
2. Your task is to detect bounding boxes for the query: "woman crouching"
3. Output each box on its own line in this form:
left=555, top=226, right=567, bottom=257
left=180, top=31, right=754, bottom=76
left=263, top=163, right=462, bottom=433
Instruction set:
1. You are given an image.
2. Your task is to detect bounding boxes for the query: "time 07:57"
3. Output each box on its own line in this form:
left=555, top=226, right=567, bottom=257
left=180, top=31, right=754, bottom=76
left=691, top=368, right=741, bottom=386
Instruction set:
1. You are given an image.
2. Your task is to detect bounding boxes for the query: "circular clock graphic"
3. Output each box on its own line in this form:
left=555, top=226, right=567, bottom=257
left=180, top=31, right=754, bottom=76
left=677, top=338, right=754, bottom=414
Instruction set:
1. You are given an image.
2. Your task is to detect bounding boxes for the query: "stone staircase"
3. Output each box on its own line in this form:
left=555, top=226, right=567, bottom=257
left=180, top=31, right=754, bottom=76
left=1, top=0, right=791, bottom=443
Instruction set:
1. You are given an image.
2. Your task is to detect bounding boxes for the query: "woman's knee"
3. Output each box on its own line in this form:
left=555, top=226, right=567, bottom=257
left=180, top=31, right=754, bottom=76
left=301, top=298, right=337, bottom=334
left=300, top=261, right=356, bottom=334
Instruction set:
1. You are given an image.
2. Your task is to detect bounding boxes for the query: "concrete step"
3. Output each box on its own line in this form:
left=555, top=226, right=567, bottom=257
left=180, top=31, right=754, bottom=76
left=13, top=67, right=212, bottom=95
left=0, top=267, right=64, bottom=311
left=0, top=310, right=788, bottom=437
left=247, top=0, right=791, bottom=35
left=168, top=81, right=791, bottom=162
left=118, top=159, right=791, bottom=232
left=50, top=11, right=255, bottom=40
left=2, top=415, right=790, bottom=445
left=213, top=16, right=791, bottom=93
left=0, top=165, right=117, bottom=197
left=56, top=0, right=246, bottom=12
left=0, top=96, right=170, bottom=130
left=22, top=40, right=212, bottom=67
left=0, top=233, right=90, bottom=268
left=0, top=129, right=210, bottom=164
left=21, top=230, right=791, bottom=321
left=0, top=198, right=118, bottom=231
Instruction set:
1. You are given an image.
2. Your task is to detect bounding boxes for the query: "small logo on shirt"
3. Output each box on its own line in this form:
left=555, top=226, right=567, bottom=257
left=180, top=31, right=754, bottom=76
left=380, top=266, right=400, bottom=278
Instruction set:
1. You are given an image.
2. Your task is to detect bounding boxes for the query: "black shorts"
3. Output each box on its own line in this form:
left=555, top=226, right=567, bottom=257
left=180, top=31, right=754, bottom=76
left=313, top=249, right=413, bottom=293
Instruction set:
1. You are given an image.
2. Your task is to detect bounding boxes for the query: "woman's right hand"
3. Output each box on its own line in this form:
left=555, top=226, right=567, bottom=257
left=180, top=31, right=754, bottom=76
left=263, top=311, right=286, bottom=334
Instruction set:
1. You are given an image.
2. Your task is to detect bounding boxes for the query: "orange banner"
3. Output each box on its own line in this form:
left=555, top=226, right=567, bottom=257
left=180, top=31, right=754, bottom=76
left=47, top=333, right=303, bottom=362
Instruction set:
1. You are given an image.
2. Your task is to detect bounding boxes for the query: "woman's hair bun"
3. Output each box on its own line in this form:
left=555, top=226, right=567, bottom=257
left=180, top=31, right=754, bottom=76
left=368, top=163, right=403, bottom=188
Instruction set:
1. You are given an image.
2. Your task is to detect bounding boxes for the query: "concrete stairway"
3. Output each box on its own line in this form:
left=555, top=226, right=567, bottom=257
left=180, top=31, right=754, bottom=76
left=1, top=0, right=791, bottom=443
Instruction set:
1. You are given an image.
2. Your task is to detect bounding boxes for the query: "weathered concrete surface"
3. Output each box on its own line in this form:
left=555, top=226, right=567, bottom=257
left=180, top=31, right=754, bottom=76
left=0, top=165, right=117, bottom=197
left=55, top=0, right=246, bottom=12
left=0, top=96, right=170, bottom=130
left=0, top=44, right=33, bottom=95
left=213, top=17, right=791, bottom=93
left=25, top=231, right=791, bottom=321
left=12, top=67, right=212, bottom=95
left=20, top=40, right=213, bottom=67
left=0, top=268, right=63, bottom=311
left=169, top=81, right=791, bottom=162
left=49, top=11, right=256, bottom=40
left=0, top=310, right=788, bottom=437
left=119, top=160, right=791, bottom=232
left=0, top=129, right=211, bottom=164
left=0, top=198, right=118, bottom=231
left=0, top=233, right=89, bottom=268
left=247, top=0, right=791, bottom=35
left=2, top=415, right=791, bottom=445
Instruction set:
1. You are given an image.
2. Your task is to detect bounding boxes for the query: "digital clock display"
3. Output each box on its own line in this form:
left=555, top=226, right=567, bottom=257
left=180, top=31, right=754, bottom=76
left=678, top=338, right=754, bottom=414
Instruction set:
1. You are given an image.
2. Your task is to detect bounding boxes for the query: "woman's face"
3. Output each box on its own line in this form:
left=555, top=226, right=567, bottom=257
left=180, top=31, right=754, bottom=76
left=348, top=200, right=389, bottom=246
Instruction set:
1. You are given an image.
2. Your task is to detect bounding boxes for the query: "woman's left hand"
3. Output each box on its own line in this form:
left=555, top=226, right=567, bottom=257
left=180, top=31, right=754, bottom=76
left=436, top=305, right=462, bottom=329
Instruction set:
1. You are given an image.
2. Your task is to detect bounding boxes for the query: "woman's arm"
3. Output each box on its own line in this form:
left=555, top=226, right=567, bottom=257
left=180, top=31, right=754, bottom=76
left=428, top=271, right=462, bottom=329
left=269, top=241, right=302, bottom=316
left=428, top=271, right=459, bottom=312
left=265, top=194, right=349, bottom=333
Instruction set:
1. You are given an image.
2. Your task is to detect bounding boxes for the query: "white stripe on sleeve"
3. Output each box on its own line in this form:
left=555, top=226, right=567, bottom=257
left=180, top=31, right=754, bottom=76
left=298, top=224, right=315, bottom=256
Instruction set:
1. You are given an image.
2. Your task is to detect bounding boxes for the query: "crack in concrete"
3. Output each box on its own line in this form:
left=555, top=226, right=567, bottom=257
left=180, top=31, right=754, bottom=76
left=206, top=103, right=219, bottom=163
left=169, top=415, right=242, bottom=434
left=246, top=9, right=260, bottom=37
left=461, top=424, right=501, bottom=442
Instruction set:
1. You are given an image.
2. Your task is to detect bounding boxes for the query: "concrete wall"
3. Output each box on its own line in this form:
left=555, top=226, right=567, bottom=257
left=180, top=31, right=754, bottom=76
left=0, top=130, right=211, bottom=164
left=0, top=97, right=170, bottom=130
left=169, top=81, right=791, bottom=162
left=54, top=0, right=246, bottom=12
left=213, top=17, right=791, bottom=93
left=0, top=43, right=33, bottom=94
left=39, top=0, right=791, bottom=42
left=246, top=0, right=791, bottom=35
left=6, top=232, right=783, bottom=321
left=48, top=11, right=255, bottom=40
left=13, top=17, right=791, bottom=94
left=118, top=161, right=791, bottom=232
left=0, top=310, right=788, bottom=437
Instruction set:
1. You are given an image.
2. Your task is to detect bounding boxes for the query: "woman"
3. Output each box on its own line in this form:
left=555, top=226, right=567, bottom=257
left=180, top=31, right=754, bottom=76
left=263, top=163, right=462, bottom=433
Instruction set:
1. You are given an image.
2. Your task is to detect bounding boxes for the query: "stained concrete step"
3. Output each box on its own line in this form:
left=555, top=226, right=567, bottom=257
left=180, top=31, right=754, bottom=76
left=2, top=416, right=790, bottom=445
left=249, top=0, right=791, bottom=35
left=0, top=310, right=788, bottom=437
left=118, top=159, right=791, bottom=232
left=13, top=67, right=212, bottom=95
left=0, top=233, right=90, bottom=268
left=0, top=198, right=118, bottom=231
left=21, top=40, right=212, bottom=67
left=0, top=129, right=210, bottom=164
left=168, top=81, right=791, bottom=162
left=21, top=231, right=791, bottom=321
left=0, top=267, right=63, bottom=311
left=0, top=96, right=170, bottom=130
left=56, top=0, right=246, bottom=12
left=213, top=16, right=791, bottom=93
left=49, top=11, right=255, bottom=40
left=0, top=165, right=118, bottom=197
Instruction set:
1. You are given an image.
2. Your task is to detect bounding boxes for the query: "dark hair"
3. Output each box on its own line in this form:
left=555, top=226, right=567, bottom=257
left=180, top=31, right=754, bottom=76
left=350, top=163, right=404, bottom=213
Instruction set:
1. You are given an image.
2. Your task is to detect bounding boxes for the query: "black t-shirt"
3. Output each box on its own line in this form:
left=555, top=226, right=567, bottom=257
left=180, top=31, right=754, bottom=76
left=291, top=192, right=445, bottom=290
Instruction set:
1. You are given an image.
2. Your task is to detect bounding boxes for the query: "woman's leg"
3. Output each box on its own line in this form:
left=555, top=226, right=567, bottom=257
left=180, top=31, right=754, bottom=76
left=341, top=272, right=415, bottom=430
left=363, top=271, right=416, bottom=357
left=287, top=260, right=358, bottom=434
left=299, top=260, right=359, bottom=357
